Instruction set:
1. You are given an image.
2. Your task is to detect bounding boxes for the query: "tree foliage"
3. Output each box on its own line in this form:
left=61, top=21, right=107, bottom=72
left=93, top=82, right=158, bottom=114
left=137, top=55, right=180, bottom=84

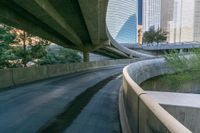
left=143, top=28, right=167, bottom=44
left=0, top=25, right=16, bottom=68
left=143, top=28, right=155, bottom=44
left=40, top=48, right=81, bottom=65
left=154, top=29, right=167, bottom=44
left=0, top=24, right=81, bottom=69
left=12, top=30, right=50, bottom=67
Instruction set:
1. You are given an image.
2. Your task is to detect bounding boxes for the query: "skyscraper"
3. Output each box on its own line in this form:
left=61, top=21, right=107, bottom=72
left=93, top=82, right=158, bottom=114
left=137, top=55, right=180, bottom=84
left=160, top=0, right=174, bottom=32
left=194, top=0, right=200, bottom=42
left=106, top=0, right=138, bottom=44
left=115, top=15, right=137, bottom=43
left=167, top=0, right=194, bottom=43
left=142, top=0, right=198, bottom=43
left=138, top=0, right=143, bottom=25
left=142, top=0, right=161, bottom=32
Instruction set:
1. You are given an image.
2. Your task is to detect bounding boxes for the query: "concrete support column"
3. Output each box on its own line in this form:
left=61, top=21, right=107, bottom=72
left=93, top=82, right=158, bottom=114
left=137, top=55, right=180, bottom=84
left=180, top=49, right=183, bottom=54
left=83, top=51, right=89, bottom=62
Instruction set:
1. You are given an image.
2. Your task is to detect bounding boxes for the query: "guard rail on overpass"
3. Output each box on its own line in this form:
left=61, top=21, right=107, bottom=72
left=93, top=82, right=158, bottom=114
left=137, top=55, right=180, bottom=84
left=142, top=43, right=200, bottom=51
left=120, top=58, right=192, bottom=133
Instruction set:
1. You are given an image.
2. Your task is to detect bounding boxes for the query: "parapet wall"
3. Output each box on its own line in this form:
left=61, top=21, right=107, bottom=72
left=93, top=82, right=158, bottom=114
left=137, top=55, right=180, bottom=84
left=120, top=58, right=192, bottom=133
left=0, top=59, right=136, bottom=89
left=147, top=91, right=200, bottom=133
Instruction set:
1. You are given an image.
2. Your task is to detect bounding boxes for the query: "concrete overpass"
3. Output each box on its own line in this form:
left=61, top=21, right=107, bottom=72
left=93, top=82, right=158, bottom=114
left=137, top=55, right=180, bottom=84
left=122, top=43, right=200, bottom=56
left=0, top=1, right=194, bottom=133
left=0, top=58, right=193, bottom=133
left=0, top=59, right=138, bottom=133
left=0, top=0, right=153, bottom=61
left=142, top=42, right=200, bottom=51
left=0, top=66, right=123, bottom=133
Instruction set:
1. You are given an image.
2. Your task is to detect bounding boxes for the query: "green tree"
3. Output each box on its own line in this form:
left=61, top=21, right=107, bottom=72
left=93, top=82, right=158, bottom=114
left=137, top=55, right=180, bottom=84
left=154, top=29, right=167, bottom=44
left=12, top=30, right=50, bottom=67
left=14, top=31, right=33, bottom=67
left=0, top=25, right=16, bottom=68
left=143, top=28, right=167, bottom=45
left=0, top=24, right=81, bottom=69
left=143, top=30, right=155, bottom=44
left=40, top=48, right=81, bottom=65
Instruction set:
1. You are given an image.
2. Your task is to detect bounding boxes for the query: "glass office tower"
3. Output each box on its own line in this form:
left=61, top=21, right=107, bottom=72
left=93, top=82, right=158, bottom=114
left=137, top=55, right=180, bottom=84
left=106, top=0, right=138, bottom=44
left=142, top=0, right=161, bottom=32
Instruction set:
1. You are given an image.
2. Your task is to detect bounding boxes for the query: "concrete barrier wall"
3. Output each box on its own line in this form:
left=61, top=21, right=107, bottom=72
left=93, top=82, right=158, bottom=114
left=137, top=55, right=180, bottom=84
left=0, top=69, right=14, bottom=89
left=121, top=58, right=192, bottom=133
left=12, top=66, right=49, bottom=85
left=162, top=105, right=200, bottom=133
left=0, top=59, right=136, bottom=89
left=147, top=91, right=200, bottom=133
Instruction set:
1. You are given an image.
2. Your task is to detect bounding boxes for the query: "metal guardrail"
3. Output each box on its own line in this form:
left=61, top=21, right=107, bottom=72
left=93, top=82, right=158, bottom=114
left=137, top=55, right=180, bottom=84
left=142, top=43, right=200, bottom=50
left=114, top=43, right=200, bottom=51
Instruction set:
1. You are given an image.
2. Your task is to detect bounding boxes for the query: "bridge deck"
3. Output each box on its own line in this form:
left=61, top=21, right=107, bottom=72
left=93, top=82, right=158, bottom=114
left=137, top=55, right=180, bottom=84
left=65, top=77, right=121, bottom=133
left=0, top=67, right=123, bottom=133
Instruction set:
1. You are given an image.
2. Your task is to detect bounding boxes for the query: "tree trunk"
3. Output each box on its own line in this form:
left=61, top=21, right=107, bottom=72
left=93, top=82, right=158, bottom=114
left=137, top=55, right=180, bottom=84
left=22, top=31, right=27, bottom=67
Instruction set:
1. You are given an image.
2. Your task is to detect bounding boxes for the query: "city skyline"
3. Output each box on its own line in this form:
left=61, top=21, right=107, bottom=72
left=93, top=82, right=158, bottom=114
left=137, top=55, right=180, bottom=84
left=106, top=0, right=200, bottom=44
left=141, top=0, right=200, bottom=43
left=142, top=0, right=161, bottom=32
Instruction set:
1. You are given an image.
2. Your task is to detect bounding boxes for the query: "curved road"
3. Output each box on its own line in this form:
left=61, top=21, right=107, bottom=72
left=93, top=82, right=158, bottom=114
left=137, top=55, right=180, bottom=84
left=0, top=66, right=123, bottom=133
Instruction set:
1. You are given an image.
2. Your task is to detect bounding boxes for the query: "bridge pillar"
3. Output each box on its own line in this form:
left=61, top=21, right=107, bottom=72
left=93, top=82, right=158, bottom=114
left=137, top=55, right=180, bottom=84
left=180, top=49, right=183, bottom=54
left=83, top=51, right=89, bottom=62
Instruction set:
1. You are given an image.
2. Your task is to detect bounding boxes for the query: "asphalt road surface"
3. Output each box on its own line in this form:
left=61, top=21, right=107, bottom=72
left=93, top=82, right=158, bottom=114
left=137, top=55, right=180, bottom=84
left=0, top=66, right=123, bottom=133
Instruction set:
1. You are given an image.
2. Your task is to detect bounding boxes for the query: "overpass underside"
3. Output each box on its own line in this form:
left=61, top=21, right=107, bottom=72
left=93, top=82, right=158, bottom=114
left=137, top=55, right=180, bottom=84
left=0, top=0, right=129, bottom=60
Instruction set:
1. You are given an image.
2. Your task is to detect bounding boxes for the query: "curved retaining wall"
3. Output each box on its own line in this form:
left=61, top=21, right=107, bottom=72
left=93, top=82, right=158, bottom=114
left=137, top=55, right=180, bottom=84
left=0, top=59, right=137, bottom=89
left=120, top=58, right=192, bottom=133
